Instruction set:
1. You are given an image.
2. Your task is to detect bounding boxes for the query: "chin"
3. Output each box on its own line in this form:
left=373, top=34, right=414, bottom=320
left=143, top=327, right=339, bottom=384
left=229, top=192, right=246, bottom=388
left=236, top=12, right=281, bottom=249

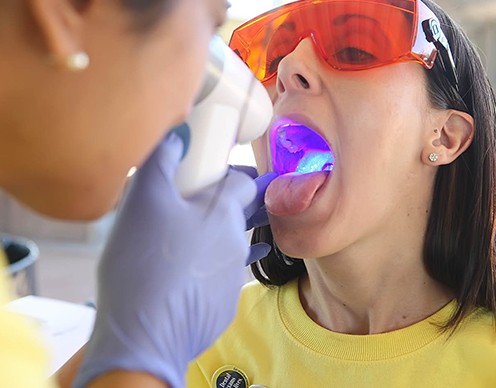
left=271, top=218, right=334, bottom=259
left=6, top=171, right=126, bottom=221
left=272, top=230, right=316, bottom=259
left=34, top=195, right=117, bottom=221
left=23, top=183, right=122, bottom=221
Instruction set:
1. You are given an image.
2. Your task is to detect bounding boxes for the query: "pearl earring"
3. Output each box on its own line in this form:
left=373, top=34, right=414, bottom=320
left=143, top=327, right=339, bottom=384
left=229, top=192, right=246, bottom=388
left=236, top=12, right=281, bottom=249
left=66, top=52, right=90, bottom=71
left=429, top=152, right=439, bottom=162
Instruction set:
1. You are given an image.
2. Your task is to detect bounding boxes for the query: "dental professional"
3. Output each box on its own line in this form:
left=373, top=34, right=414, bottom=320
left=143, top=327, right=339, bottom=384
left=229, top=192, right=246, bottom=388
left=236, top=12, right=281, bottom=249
left=187, top=0, right=496, bottom=387
left=0, top=1, right=274, bottom=387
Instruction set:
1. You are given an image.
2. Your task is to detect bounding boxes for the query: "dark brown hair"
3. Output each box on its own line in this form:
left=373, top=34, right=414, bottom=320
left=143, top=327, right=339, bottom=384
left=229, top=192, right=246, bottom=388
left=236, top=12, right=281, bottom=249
left=250, top=0, right=496, bottom=330
left=72, top=0, right=178, bottom=30
left=121, top=0, right=179, bottom=30
left=121, top=0, right=177, bottom=12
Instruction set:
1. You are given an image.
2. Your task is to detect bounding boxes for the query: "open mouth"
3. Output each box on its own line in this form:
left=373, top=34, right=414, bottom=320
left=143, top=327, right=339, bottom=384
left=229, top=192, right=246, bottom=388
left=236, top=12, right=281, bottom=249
left=269, top=117, right=335, bottom=175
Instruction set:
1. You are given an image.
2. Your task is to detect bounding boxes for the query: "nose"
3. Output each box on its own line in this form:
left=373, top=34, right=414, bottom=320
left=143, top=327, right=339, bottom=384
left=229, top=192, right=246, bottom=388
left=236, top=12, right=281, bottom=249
left=275, top=38, right=323, bottom=97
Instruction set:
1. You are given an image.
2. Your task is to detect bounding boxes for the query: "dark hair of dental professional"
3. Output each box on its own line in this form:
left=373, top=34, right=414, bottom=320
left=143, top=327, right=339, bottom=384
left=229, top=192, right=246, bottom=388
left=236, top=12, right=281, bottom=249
left=75, top=0, right=178, bottom=29
left=121, top=0, right=178, bottom=13
left=251, top=0, right=496, bottom=331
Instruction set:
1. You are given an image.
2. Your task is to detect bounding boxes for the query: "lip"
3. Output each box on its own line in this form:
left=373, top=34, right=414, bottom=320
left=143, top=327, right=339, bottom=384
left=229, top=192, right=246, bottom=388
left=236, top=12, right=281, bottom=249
left=274, top=113, right=331, bottom=145
left=269, top=113, right=335, bottom=176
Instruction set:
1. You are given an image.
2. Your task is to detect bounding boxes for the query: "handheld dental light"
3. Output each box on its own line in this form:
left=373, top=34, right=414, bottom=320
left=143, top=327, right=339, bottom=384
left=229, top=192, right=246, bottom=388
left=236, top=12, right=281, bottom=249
left=173, top=35, right=273, bottom=197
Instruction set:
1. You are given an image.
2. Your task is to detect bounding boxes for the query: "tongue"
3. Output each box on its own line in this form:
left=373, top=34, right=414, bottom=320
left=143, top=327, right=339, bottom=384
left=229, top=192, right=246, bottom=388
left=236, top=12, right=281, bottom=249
left=265, top=171, right=329, bottom=216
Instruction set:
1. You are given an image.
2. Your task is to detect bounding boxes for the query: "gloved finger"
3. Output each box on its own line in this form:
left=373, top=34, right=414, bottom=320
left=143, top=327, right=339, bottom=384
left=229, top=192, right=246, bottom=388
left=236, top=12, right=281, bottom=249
left=127, top=133, right=187, bottom=201
left=229, top=165, right=259, bottom=179
left=246, top=242, right=272, bottom=265
left=147, top=131, right=185, bottom=179
left=169, top=122, right=190, bottom=159
left=219, top=169, right=257, bottom=209
left=126, top=132, right=186, bottom=205
left=246, top=206, right=269, bottom=230
left=243, top=172, right=277, bottom=223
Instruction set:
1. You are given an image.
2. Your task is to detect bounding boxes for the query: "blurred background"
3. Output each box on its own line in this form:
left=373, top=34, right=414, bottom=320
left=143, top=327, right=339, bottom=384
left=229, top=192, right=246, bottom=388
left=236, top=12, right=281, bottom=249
left=1, top=0, right=495, bottom=304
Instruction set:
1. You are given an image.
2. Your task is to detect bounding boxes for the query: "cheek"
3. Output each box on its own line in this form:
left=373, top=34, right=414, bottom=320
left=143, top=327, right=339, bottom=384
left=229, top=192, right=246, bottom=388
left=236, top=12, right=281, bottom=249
left=147, top=2, right=214, bottom=128
left=156, top=45, right=210, bottom=127
left=264, top=82, right=278, bottom=104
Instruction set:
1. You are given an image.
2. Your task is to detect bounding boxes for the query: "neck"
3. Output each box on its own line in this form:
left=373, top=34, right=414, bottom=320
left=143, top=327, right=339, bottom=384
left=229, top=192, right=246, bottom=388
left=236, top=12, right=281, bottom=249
left=299, top=235, right=453, bottom=335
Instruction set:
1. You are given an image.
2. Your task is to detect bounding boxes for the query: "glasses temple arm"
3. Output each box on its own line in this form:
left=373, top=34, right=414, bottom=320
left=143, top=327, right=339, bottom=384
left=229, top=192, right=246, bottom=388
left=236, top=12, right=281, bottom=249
left=422, top=18, right=460, bottom=91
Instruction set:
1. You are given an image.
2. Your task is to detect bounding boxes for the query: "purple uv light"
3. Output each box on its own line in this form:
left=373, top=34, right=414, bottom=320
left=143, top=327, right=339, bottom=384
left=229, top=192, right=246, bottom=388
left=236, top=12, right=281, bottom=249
left=270, top=118, right=335, bottom=175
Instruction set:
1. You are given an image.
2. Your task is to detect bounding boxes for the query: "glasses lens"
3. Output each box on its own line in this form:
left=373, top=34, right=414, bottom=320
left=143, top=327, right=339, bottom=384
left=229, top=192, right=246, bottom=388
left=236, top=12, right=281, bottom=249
left=230, top=8, right=302, bottom=82
left=230, top=0, right=421, bottom=82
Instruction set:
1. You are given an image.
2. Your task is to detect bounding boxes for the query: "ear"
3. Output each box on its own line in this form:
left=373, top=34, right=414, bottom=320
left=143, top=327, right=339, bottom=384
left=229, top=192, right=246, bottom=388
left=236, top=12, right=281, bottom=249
left=422, top=110, right=474, bottom=166
left=28, top=0, right=85, bottom=69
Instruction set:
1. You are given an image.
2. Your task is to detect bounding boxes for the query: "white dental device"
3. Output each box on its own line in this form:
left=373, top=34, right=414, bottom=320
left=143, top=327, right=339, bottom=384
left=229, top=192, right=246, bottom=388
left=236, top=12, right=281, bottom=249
left=174, top=35, right=273, bottom=197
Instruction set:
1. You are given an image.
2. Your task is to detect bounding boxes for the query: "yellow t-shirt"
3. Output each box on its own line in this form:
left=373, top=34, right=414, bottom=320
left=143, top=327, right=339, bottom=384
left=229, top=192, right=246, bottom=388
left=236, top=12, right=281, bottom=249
left=188, top=280, right=496, bottom=388
left=0, top=247, right=56, bottom=387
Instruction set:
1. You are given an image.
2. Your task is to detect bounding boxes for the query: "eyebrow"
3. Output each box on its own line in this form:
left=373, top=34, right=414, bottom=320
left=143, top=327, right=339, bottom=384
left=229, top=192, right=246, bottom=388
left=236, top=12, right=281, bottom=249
left=277, top=13, right=381, bottom=32
left=278, top=21, right=297, bottom=32
left=333, top=13, right=393, bottom=49
left=333, top=14, right=381, bottom=27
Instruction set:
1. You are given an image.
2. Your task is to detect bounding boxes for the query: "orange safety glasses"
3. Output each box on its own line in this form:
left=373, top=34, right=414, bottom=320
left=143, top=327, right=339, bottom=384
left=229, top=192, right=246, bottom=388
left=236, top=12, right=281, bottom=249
left=229, top=0, right=458, bottom=89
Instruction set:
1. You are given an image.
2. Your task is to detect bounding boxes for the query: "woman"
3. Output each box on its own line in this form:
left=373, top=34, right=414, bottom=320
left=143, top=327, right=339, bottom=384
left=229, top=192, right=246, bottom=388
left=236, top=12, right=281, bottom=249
left=187, top=0, right=496, bottom=386
left=0, top=1, right=266, bottom=387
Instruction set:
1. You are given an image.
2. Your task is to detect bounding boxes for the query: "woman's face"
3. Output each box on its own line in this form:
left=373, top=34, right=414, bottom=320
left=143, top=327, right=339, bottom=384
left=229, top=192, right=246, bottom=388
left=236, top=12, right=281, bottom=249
left=253, top=38, right=439, bottom=259
left=0, top=0, right=226, bottom=219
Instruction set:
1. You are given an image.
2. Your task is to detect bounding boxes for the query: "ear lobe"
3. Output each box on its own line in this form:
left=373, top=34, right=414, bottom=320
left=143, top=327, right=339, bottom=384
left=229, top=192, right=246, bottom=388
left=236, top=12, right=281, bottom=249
left=28, top=0, right=84, bottom=69
left=424, top=110, right=474, bottom=165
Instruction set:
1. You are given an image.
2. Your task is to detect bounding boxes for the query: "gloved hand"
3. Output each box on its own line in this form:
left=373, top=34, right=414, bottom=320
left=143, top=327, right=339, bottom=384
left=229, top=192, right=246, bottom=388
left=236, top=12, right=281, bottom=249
left=232, top=165, right=277, bottom=264
left=74, top=132, right=258, bottom=388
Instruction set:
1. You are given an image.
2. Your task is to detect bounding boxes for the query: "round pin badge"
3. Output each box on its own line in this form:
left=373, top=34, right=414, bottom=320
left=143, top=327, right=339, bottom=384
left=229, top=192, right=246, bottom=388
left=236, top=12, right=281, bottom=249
left=211, top=365, right=250, bottom=388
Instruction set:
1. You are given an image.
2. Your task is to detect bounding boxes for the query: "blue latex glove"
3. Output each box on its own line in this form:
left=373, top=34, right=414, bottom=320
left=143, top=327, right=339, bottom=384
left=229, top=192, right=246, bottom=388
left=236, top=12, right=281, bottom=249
left=232, top=165, right=277, bottom=264
left=74, top=133, right=257, bottom=388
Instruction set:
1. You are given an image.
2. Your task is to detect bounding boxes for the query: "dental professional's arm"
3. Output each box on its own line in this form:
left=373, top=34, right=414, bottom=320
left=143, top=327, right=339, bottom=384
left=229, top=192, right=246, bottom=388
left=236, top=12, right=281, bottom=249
left=71, top=133, right=274, bottom=388
left=89, top=371, right=169, bottom=388
left=56, top=170, right=275, bottom=388
left=58, top=347, right=170, bottom=388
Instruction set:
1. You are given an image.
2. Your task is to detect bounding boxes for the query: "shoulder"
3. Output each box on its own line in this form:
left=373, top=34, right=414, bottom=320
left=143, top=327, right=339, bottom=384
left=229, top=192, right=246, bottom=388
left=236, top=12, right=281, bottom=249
left=442, top=308, right=496, bottom=382
left=454, top=308, right=496, bottom=346
left=238, top=279, right=274, bottom=305
left=0, top=294, right=55, bottom=385
left=237, top=279, right=292, bottom=318
left=234, top=280, right=277, bottom=321
left=187, top=281, right=289, bottom=387
left=446, top=308, right=496, bottom=367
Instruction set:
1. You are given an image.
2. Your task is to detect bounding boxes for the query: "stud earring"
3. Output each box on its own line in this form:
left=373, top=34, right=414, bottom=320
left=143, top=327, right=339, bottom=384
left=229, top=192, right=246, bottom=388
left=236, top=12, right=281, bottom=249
left=429, top=152, right=439, bottom=162
left=66, top=51, right=90, bottom=71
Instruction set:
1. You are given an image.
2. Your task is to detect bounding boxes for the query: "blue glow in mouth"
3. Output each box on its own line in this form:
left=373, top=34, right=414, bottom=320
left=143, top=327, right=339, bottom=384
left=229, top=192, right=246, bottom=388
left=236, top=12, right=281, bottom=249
left=270, top=118, right=335, bottom=175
